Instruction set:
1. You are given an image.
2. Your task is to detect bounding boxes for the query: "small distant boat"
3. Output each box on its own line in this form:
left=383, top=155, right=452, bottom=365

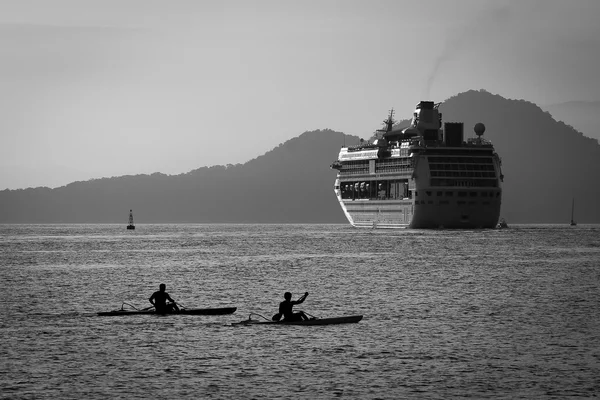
left=496, top=218, right=508, bottom=229
left=570, top=198, right=577, bottom=226
left=127, top=209, right=135, bottom=230
left=232, top=314, right=363, bottom=326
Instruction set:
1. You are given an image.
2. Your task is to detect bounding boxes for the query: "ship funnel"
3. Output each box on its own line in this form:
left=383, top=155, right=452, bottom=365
left=444, top=122, right=463, bottom=146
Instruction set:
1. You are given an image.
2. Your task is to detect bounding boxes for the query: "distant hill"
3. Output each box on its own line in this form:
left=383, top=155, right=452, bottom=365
left=541, top=101, right=600, bottom=143
left=438, top=90, right=599, bottom=224
left=0, top=89, right=599, bottom=224
left=0, top=130, right=357, bottom=223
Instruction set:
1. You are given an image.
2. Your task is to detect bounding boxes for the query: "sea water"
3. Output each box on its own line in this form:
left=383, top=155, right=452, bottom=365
left=0, top=224, right=599, bottom=399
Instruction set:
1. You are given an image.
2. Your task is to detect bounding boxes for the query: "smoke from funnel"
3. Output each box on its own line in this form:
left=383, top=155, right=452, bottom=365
left=425, top=5, right=513, bottom=99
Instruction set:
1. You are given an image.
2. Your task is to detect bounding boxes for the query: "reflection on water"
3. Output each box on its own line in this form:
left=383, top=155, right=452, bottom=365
left=1, top=224, right=599, bottom=399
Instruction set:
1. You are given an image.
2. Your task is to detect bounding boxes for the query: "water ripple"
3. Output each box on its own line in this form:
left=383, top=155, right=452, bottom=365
left=1, top=224, right=599, bottom=399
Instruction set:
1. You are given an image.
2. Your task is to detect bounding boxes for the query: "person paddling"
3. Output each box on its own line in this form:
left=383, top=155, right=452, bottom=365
left=273, top=291, right=309, bottom=321
left=149, top=283, right=180, bottom=314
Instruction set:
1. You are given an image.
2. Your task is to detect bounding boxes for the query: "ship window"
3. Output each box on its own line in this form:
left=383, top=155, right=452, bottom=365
left=482, top=201, right=490, bottom=205
left=440, top=200, right=449, bottom=205
left=426, top=191, right=432, bottom=196
left=458, top=192, right=467, bottom=197
left=457, top=201, right=466, bottom=205
left=428, top=201, right=433, bottom=204
left=445, top=192, right=453, bottom=197
left=437, top=191, right=442, bottom=196
left=415, top=191, right=418, bottom=197
left=496, top=192, right=500, bottom=197
left=470, top=192, right=477, bottom=197
left=481, top=192, right=487, bottom=197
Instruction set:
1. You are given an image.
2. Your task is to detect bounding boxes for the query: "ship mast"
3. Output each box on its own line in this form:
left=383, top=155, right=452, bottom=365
left=378, top=108, right=396, bottom=134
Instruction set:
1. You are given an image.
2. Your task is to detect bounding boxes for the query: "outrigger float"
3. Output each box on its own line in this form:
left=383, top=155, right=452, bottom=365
left=97, top=302, right=236, bottom=316
left=232, top=313, right=363, bottom=326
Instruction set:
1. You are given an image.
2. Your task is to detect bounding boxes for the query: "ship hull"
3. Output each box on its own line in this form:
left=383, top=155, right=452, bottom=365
left=338, top=194, right=501, bottom=229
left=341, top=199, right=413, bottom=228
left=410, top=199, right=500, bottom=229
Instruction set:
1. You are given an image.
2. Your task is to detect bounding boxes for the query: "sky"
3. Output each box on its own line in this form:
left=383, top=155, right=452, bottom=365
left=1, top=0, right=599, bottom=190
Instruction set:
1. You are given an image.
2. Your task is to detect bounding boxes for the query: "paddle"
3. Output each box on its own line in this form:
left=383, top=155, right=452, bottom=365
left=150, top=302, right=181, bottom=313
left=173, top=301, right=185, bottom=310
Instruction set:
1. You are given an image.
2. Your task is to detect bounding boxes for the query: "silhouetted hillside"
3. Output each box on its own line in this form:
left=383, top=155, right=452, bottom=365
left=0, top=130, right=358, bottom=223
left=541, top=101, right=600, bottom=143
left=438, top=90, right=600, bottom=223
left=0, top=90, right=599, bottom=224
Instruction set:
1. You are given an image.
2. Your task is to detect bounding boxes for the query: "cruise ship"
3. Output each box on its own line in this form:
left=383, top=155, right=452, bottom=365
left=330, top=101, right=503, bottom=228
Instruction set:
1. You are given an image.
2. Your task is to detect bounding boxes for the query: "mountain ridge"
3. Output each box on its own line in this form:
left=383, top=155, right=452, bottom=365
left=540, top=100, right=600, bottom=143
left=1, top=89, right=598, bottom=224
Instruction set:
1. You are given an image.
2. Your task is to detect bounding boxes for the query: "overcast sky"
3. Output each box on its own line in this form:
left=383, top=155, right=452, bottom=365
left=1, top=0, right=599, bottom=189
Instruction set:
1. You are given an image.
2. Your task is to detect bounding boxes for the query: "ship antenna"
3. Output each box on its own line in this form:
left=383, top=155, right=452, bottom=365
left=385, top=108, right=396, bottom=132
left=474, top=123, right=485, bottom=144
left=377, top=108, right=396, bottom=134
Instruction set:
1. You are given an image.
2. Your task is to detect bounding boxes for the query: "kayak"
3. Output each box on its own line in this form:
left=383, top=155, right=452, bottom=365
left=232, top=315, right=363, bottom=326
left=97, top=307, right=237, bottom=316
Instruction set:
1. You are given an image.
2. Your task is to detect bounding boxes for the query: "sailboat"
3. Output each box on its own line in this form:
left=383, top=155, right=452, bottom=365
left=127, top=209, right=136, bottom=230
left=570, top=199, right=576, bottom=226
